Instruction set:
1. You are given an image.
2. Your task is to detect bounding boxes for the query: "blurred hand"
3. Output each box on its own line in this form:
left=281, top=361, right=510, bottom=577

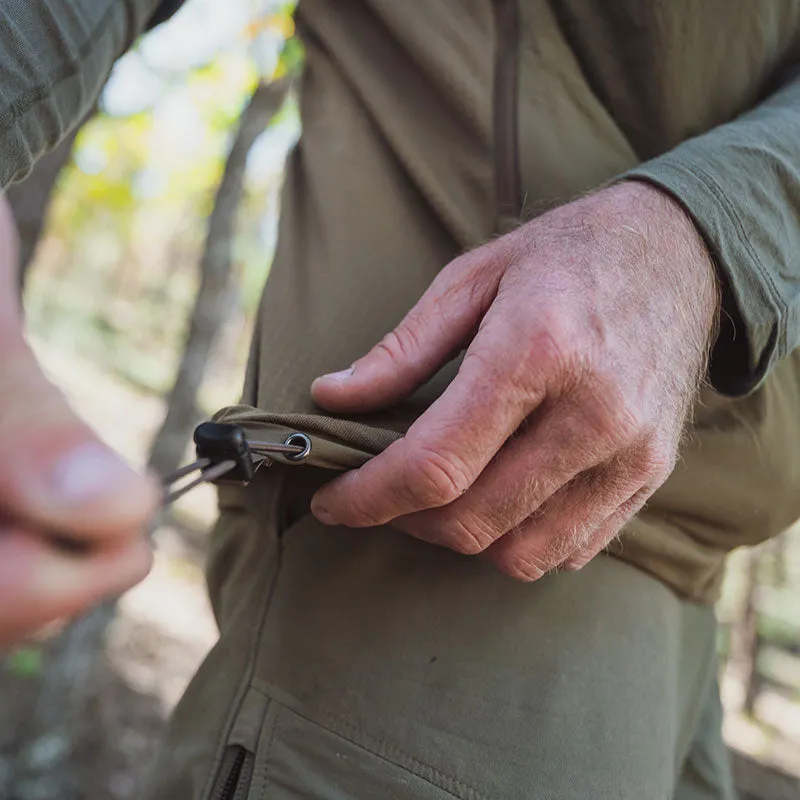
left=0, top=195, right=158, bottom=649
left=310, top=182, right=718, bottom=579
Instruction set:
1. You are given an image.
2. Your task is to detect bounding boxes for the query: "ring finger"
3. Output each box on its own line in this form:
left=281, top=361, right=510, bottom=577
left=482, top=463, right=644, bottom=580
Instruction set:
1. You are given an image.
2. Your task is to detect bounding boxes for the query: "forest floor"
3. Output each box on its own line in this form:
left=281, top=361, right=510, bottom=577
left=0, top=338, right=798, bottom=799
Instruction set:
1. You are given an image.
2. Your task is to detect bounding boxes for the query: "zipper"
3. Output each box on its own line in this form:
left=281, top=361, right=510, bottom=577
left=492, top=0, right=523, bottom=227
left=211, top=745, right=255, bottom=800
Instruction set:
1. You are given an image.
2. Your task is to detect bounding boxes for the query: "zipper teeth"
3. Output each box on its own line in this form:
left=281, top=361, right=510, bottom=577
left=212, top=746, right=246, bottom=800
left=492, top=0, right=522, bottom=224
left=234, top=752, right=256, bottom=800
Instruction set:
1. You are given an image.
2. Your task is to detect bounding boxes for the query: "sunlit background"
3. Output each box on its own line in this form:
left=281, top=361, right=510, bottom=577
left=0, top=2, right=798, bottom=798
left=26, top=0, right=299, bottom=407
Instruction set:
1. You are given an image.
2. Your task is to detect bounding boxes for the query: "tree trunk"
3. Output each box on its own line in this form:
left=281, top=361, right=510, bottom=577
left=738, top=549, right=762, bottom=717
left=148, top=79, right=290, bottom=477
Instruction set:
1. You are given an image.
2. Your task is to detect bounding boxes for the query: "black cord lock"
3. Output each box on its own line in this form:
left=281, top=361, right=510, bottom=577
left=193, top=422, right=254, bottom=483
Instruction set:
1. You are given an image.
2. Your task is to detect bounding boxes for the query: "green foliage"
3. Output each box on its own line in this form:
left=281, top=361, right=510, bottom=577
left=24, top=3, right=303, bottom=398
left=5, top=646, right=43, bottom=679
left=276, top=35, right=304, bottom=78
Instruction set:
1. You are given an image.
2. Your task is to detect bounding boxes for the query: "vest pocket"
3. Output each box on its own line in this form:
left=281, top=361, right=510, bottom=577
left=210, top=745, right=255, bottom=800
left=250, top=697, right=477, bottom=799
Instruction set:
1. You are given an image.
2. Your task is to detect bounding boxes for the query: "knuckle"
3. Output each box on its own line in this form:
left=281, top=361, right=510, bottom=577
left=438, top=256, right=497, bottom=316
left=580, top=378, right=644, bottom=445
left=636, top=440, right=676, bottom=483
left=440, top=511, right=499, bottom=554
left=343, top=490, right=386, bottom=527
left=563, top=520, right=592, bottom=552
left=600, top=391, right=642, bottom=439
left=618, top=492, right=650, bottom=526
left=501, top=550, right=550, bottom=582
left=491, top=516, right=590, bottom=582
left=485, top=320, right=573, bottom=402
left=377, top=321, right=423, bottom=365
left=564, top=553, right=593, bottom=572
left=401, top=444, right=472, bottom=509
left=600, top=468, right=641, bottom=504
left=526, top=318, right=575, bottom=376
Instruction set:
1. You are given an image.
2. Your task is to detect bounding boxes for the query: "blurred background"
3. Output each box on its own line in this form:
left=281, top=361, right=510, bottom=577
left=0, top=1, right=797, bottom=798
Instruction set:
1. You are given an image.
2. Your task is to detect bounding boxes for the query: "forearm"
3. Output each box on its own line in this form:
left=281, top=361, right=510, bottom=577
left=0, top=0, right=162, bottom=188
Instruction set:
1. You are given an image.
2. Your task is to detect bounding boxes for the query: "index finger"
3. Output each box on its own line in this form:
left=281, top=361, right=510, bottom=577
left=310, top=315, right=546, bottom=527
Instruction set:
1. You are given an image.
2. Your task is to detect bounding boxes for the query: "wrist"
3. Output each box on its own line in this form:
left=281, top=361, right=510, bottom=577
left=615, top=179, right=720, bottom=339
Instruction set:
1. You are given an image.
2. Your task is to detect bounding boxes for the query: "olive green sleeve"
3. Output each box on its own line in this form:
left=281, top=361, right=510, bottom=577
left=0, top=0, right=163, bottom=188
left=625, top=71, right=800, bottom=396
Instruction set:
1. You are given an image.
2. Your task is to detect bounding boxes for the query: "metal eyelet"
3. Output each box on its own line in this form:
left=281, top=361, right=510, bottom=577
left=283, top=432, right=312, bottom=463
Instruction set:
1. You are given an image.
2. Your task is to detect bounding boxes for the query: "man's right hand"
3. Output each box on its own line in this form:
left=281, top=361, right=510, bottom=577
left=0, top=195, right=158, bottom=649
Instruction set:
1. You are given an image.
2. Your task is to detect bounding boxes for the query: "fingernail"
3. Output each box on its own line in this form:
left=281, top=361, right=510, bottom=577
left=317, top=367, right=354, bottom=383
left=48, top=443, right=141, bottom=505
left=310, top=496, right=337, bottom=526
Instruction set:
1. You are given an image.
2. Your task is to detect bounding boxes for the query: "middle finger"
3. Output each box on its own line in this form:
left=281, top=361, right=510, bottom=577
left=391, top=404, right=618, bottom=553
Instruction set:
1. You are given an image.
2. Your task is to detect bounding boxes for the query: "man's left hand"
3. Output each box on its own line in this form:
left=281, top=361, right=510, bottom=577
left=309, top=182, right=718, bottom=579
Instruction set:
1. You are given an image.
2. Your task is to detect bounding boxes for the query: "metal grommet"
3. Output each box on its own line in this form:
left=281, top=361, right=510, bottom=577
left=283, top=432, right=312, bottom=463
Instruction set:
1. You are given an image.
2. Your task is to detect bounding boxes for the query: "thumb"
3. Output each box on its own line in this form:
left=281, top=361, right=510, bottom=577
left=0, top=199, right=158, bottom=542
left=0, top=334, right=160, bottom=541
left=311, top=249, right=501, bottom=413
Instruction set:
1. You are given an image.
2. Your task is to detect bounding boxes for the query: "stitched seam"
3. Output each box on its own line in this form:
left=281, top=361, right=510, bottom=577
left=0, top=2, right=122, bottom=134
left=319, top=712, right=484, bottom=800
left=304, top=708, right=483, bottom=800
left=259, top=706, right=282, bottom=800
left=249, top=684, right=487, bottom=800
